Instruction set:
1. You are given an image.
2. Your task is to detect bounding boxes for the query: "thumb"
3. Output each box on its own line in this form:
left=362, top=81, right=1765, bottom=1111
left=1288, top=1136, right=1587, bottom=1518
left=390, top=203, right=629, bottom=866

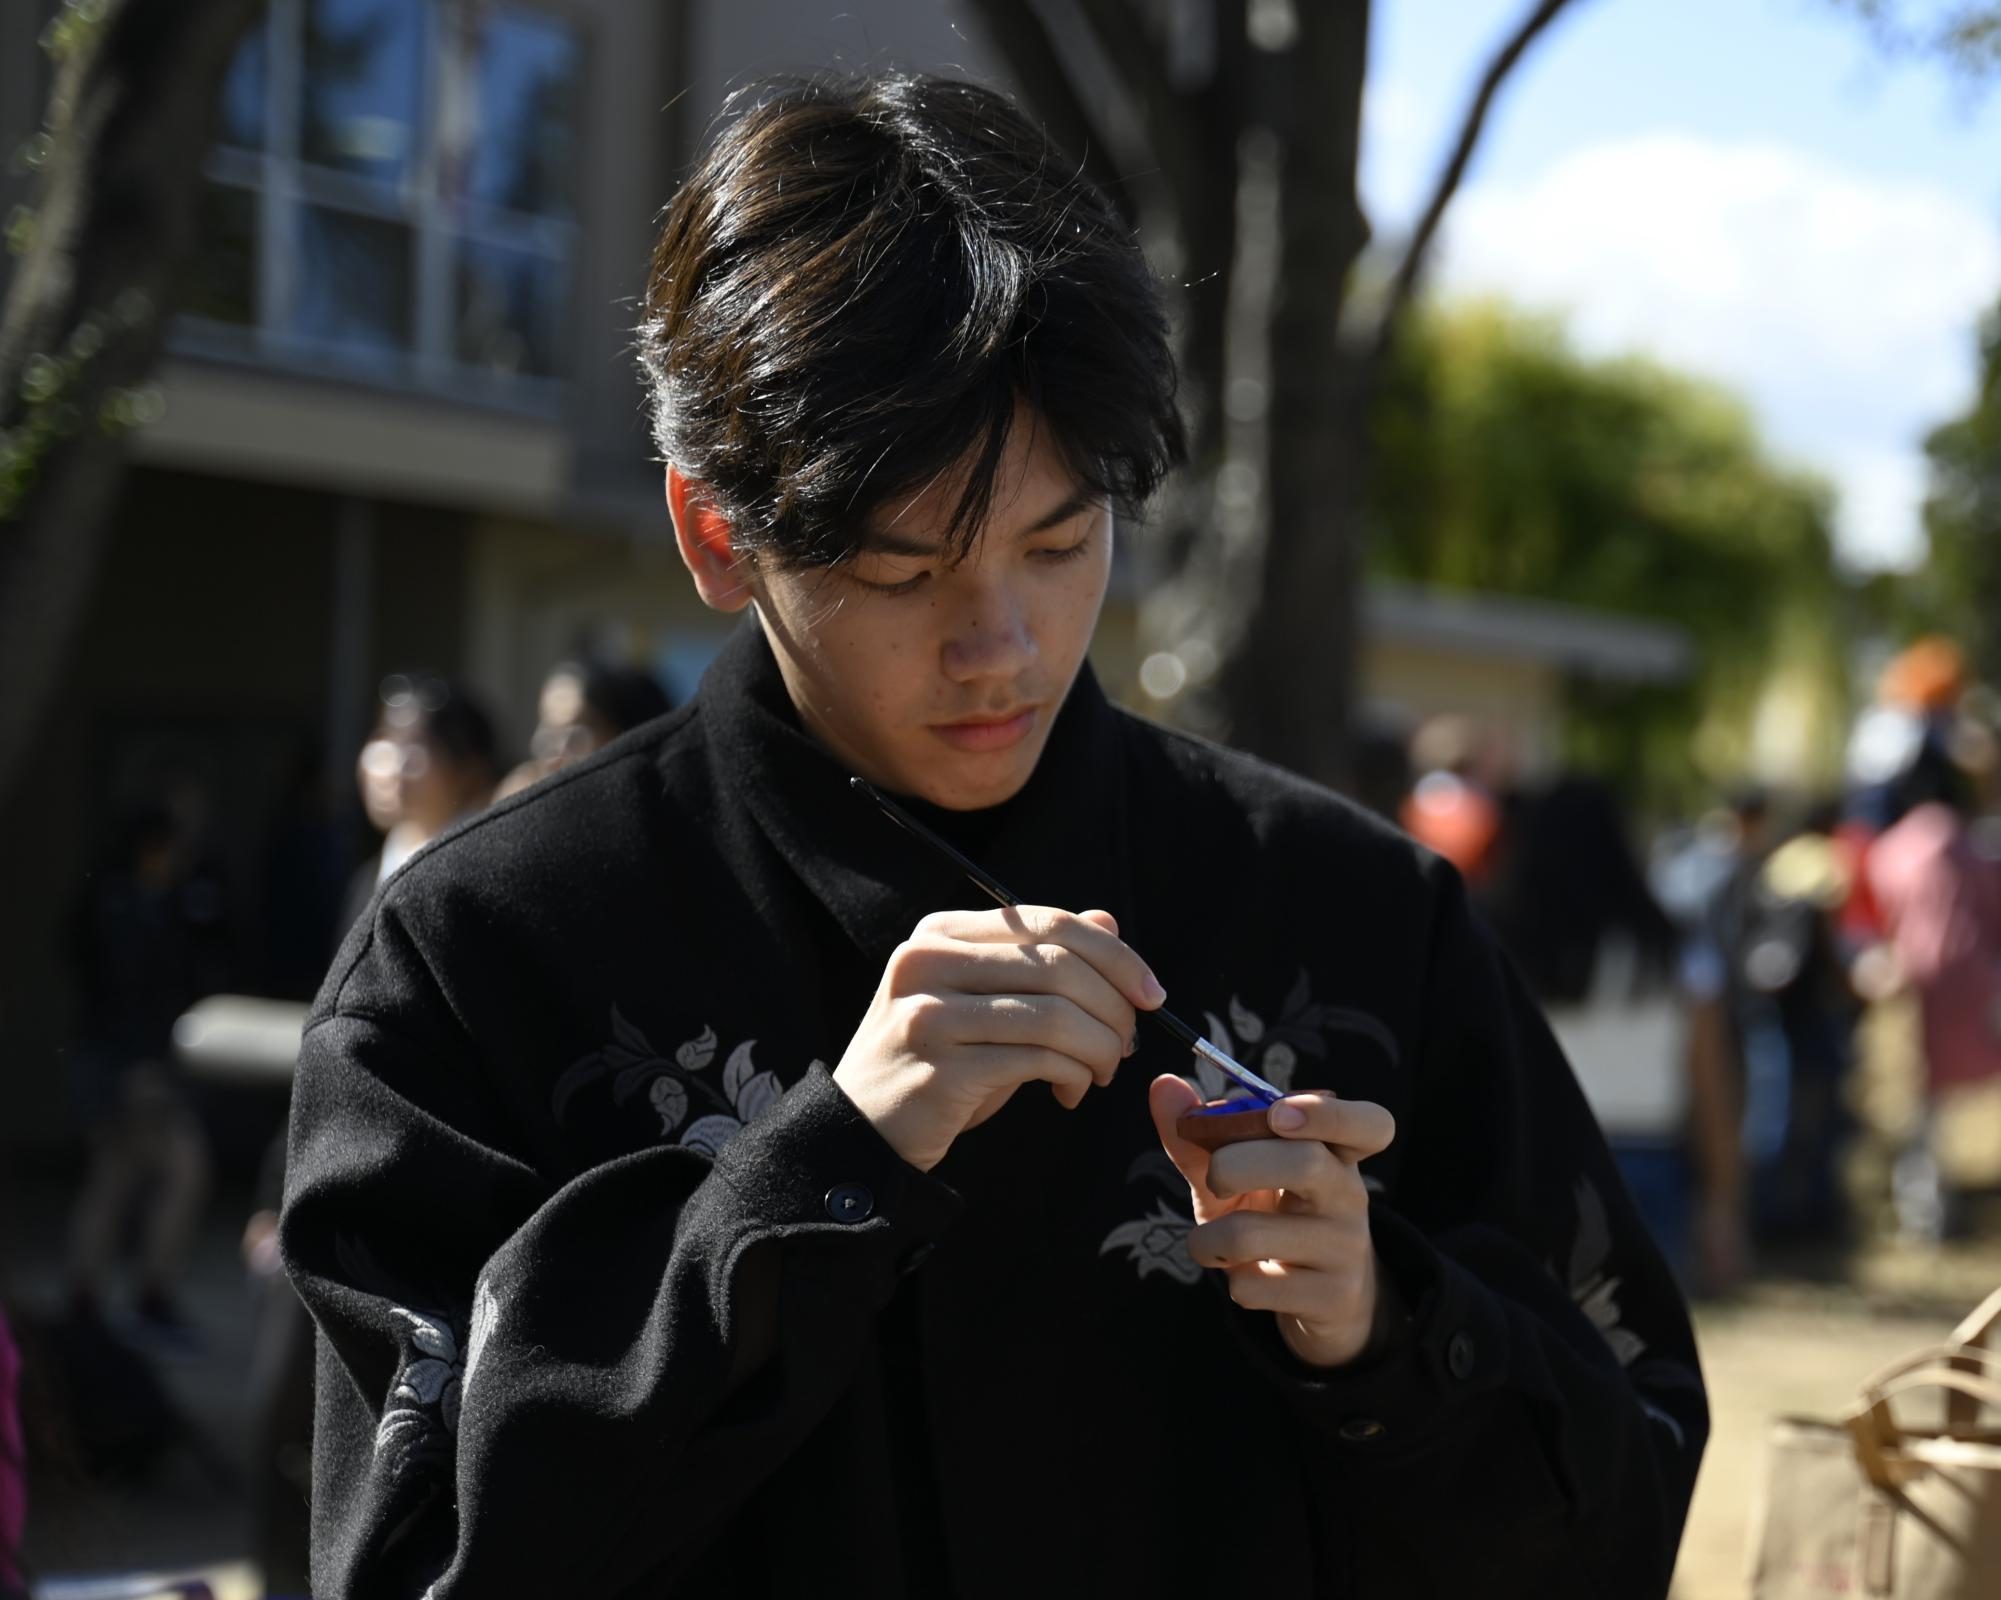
left=1148, top=1073, right=1221, bottom=1213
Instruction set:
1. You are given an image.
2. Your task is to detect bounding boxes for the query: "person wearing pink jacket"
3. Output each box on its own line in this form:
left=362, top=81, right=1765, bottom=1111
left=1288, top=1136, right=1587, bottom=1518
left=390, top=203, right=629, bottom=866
left=1867, top=740, right=2001, bottom=1240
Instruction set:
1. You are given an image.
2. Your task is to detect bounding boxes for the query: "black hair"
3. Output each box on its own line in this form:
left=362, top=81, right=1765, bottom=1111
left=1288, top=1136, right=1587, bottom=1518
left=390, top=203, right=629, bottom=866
left=377, top=674, right=500, bottom=779
left=1889, top=735, right=1971, bottom=821
left=638, top=73, right=1185, bottom=569
left=1725, top=784, right=1771, bottom=827
left=581, top=665, right=673, bottom=736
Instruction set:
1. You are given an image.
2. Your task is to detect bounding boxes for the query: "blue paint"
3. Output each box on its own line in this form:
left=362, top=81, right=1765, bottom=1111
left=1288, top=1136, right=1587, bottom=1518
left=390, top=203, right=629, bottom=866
left=1192, top=1092, right=1277, bottom=1115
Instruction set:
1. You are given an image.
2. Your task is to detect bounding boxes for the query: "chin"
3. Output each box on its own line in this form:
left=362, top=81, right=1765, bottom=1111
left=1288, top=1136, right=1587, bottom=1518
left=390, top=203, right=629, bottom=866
left=904, top=751, right=1038, bottom=812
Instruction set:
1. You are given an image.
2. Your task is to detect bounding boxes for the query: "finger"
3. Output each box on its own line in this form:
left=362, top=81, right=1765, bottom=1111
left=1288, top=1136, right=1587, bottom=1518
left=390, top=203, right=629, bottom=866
left=1265, top=1092, right=1396, bottom=1159
left=932, top=905, right=1165, bottom=1013
left=1205, top=1136, right=1359, bottom=1212
left=1147, top=1072, right=1218, bottom=1198
left=1187, top=1209, right=1350, bottom=1271
left=955, top=1043, right=1096, bottom=1111
left=939, top=994, right=1126, bottom=1085
left=925, top=941, right=1138, bottom=1057
left=1222, top=1259, right=1363, bottom=1322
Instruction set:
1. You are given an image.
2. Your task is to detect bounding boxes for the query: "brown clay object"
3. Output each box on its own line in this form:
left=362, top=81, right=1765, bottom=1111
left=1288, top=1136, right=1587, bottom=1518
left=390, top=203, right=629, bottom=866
left=1175, top=1099, right=1277, bottom=1151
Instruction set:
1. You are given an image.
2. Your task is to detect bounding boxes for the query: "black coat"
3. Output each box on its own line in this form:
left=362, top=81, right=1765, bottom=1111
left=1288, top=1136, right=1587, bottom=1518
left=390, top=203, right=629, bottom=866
left=280, top=620, right=1707, bottom=1598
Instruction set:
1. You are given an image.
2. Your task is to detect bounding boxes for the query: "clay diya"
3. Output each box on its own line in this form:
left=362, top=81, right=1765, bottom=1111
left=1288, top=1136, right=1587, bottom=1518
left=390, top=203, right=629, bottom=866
left=1175, top=1092, right=1282, bottom=1151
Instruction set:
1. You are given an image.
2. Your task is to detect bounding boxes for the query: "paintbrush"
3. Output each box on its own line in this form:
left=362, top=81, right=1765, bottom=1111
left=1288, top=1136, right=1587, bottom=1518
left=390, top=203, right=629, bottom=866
left=851, top=776, right=1284, bottom=1104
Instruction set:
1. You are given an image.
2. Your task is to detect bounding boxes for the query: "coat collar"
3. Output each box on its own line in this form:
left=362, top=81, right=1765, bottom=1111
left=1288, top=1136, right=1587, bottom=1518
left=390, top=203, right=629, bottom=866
left=699, top=615, right=1133, bottom=970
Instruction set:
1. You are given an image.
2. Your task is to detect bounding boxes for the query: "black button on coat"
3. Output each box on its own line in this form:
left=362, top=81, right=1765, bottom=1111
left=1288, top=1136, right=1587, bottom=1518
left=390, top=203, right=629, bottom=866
left=280, top=619, right=1708, bottom=1598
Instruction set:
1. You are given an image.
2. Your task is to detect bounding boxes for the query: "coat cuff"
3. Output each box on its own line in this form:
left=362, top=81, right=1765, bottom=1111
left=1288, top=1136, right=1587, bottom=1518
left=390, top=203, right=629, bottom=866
left=707, top=1061, right=962, bottom=1277
left=1232, top=1198, right=1512, bottom=1465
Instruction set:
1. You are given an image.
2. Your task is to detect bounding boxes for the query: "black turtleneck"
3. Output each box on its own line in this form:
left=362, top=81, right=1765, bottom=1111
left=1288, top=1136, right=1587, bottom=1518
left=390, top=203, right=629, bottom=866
left=281, top=616, right=1707, bottom=1599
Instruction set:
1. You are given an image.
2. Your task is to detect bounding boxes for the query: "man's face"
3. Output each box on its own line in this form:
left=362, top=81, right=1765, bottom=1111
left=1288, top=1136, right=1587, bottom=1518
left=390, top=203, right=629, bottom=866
left=750, top=410, right=1111, bottom=810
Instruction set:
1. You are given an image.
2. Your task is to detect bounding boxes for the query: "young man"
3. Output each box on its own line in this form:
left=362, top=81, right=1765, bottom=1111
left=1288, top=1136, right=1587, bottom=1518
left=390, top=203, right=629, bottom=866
left=281, top=74, right=1706, bottom=1598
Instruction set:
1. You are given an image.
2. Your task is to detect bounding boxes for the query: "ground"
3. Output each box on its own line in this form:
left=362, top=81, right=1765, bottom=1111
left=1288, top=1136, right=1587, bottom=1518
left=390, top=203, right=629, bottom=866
left=1669, top=1231, right=2001, bottom=1600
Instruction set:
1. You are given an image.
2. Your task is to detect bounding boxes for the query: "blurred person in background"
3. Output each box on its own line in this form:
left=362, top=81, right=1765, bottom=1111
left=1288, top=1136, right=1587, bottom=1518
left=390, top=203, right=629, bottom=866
left=1725, top=800, right=1858, bottom=1249
left=1865, top=727, right=2001, bottom=1243
left=63, top=798, right=226, bottom=1347
left=1651, top=793, right=1761, bottom=961
left=1398, top=713, right=1505, bottom=896
left=258, top=749, right=354, bottom=1002
left=494, top=659, right=674, bottom=800
left=1493, top=775, right=1749, bottom=1293
left=342, top=673, right=501, bottom=933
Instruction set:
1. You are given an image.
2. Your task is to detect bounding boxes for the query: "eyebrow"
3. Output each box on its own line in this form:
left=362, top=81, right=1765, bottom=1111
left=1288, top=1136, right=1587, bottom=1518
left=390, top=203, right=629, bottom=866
left=854, top=488, right=1099, bottom=558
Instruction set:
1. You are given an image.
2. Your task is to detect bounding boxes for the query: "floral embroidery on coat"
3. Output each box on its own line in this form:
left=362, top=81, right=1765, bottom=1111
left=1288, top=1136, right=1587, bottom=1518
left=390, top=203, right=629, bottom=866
left=1185, top=971, right=1399, bottom=1099
left=1566, top=1176, right=1646, bottom=1367
left=460, top=1276, right=499, bottom=1404
left=1099, top=1195, right=1205, bottom=1286
left=1099, top=972, right=1393, bottom=1285
left=375, top=1304, right=468, bottom=1472
left=553, top=1007, right=799, bottom=1155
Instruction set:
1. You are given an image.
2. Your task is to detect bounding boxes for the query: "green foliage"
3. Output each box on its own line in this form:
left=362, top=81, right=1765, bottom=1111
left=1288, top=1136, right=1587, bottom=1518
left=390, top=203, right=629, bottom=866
left=1832, top=2, right=2001, bottom=81
left=1907, top=298, right=2001, bottom=678
left=1, top=291, right=158, bottom=520
left=39, top=0, right=111, bottom=67
left=1370, top=301, right=1850, bottom=802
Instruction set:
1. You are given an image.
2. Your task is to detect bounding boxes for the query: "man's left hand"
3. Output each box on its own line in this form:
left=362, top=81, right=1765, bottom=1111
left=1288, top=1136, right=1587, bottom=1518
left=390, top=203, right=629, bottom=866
left=1149, top=1075, right=1399, bottom=1369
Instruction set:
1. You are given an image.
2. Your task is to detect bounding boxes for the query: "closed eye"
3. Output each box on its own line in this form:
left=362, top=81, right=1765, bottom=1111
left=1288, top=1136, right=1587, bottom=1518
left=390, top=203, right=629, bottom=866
left=1032, top=537, right=1093, bottom=567
left=845, top=567, right=932, bottom=597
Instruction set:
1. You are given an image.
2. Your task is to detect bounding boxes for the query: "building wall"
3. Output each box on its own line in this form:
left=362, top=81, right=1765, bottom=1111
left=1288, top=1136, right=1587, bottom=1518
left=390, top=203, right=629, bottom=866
left=1361, top=638, right=1563, bottom=779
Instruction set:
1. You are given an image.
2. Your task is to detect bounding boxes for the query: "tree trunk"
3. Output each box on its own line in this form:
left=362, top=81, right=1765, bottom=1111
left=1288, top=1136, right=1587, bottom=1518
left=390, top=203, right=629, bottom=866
left=1219, top=2, right=1373, bottom=786
left=924, top=1, right=1578, bottom=784
left=0, top=0, right=264, bottom=811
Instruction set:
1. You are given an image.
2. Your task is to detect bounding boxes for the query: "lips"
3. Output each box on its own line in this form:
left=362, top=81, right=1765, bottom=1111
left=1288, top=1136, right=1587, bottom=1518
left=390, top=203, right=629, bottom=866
left=929, top=707, right=1038, bottom=754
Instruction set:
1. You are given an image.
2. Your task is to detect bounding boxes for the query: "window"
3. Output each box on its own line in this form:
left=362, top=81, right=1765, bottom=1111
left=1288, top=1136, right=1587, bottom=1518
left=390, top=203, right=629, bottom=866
left=179, top=0, right=580, bottom=405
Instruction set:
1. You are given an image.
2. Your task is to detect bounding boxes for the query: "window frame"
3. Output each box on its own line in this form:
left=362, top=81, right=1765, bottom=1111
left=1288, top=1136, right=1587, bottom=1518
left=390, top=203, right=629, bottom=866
left=173, top=0, right=582, bottom=416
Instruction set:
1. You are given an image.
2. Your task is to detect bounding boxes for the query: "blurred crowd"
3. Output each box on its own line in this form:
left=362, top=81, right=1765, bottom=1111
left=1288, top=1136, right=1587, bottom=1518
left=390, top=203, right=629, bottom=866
left=1403, top=635, right=2001, bottom=1299
left=0, top=657, right=672, bottom=1597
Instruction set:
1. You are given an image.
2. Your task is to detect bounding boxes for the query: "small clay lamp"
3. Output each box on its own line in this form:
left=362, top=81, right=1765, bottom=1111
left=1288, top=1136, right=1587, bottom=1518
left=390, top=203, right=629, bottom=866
left=1176, top=1092, right=1280, bottom=1151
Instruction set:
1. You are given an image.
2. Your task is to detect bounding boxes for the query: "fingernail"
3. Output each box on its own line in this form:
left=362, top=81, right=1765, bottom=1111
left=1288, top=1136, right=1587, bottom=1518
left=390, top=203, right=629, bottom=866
left=1142, top=972, right=1167, bottom=1005
left=1270, top=1101, right=1307, bottom=1131
left=1124, top=1034, right=1138, bottom=1058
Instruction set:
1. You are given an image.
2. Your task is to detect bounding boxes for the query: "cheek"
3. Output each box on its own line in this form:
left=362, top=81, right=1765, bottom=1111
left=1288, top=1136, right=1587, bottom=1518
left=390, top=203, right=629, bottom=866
left=1043, top=553, right=1111, bottom=641
left=818, top=618, right=921, bottom=724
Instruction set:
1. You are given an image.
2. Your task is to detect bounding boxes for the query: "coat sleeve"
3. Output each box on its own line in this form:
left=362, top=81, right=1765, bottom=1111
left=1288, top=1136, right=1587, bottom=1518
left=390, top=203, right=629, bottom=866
left=279, top=905, right=960, bottom=1598
left=1239, top=864, right=1708, bottom=1599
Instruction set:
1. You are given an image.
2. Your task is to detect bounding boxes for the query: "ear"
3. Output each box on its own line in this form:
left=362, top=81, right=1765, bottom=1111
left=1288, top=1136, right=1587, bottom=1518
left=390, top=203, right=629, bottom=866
left=665, top=464, right=755, bottom=613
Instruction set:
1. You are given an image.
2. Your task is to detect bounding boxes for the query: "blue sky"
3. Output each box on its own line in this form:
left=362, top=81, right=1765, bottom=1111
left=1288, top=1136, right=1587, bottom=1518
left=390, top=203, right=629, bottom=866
left=1366, top=0, right=2001, bottom=568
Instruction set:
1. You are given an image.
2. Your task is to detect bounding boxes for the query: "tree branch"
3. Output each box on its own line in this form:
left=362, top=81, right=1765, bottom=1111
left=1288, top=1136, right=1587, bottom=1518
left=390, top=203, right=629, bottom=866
left=958, top=0, right=1142, bottom=228
left=1362, top=0, right=1585, bottom=382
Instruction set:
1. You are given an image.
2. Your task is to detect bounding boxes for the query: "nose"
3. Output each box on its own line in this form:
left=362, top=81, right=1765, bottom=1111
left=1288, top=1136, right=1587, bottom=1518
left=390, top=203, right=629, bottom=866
left=939, top=571, right=1037, bottom=685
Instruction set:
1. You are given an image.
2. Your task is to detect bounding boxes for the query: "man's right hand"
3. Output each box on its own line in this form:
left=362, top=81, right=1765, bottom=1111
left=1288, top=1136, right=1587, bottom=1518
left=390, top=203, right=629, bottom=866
left=833, top=906, right=1166, bottom=1172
